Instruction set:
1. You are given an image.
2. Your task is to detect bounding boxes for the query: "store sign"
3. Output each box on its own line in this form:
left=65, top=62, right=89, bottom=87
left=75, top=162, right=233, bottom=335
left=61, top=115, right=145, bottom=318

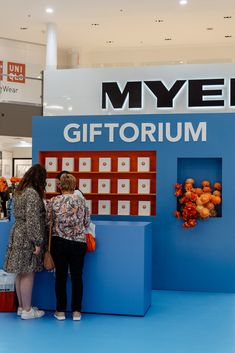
left=102, top=79, right=235, bottom=109
left=7, top=62, right=25, bottom=83
left=0, top=59, right=41, bottom=105
left=44, top=63, right=235, bottom=116
left=63, top=121, right=207, bottom=143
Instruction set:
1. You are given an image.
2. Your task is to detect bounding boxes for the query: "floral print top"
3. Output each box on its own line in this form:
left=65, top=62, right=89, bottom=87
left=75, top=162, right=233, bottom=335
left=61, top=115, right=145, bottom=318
left=47, top=193, right=90, bottom=243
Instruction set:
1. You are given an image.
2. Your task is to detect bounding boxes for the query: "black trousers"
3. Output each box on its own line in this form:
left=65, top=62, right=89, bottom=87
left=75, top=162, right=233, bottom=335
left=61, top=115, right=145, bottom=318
left=51, top=236, right=87, bottom=312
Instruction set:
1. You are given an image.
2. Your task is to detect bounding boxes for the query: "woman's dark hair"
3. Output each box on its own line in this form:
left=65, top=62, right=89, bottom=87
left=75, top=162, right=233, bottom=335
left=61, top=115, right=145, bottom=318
left=56, top=170, right=71, bottom=180
left=15, top=164, right=47, bottom=199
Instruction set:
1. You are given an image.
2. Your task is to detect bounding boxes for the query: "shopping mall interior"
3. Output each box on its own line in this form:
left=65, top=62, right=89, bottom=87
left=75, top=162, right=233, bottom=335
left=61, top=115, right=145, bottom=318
left=1, top=2, right=235, bottom=353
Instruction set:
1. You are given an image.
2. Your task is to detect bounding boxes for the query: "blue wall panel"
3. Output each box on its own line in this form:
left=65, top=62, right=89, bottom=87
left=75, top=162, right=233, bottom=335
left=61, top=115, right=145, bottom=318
left=32, top=113, right=235, bottom=292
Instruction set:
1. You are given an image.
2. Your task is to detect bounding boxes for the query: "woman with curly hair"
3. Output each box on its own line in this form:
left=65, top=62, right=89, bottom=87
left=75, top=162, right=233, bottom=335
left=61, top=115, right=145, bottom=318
left=4, top=164, right=47, bottom=320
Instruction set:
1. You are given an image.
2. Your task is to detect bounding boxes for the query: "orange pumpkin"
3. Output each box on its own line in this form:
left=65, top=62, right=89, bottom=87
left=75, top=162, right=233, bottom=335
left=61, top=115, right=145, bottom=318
left=205, top=202, right=214, bottom=210
left=213, top=190, right=221, bottom=197
left=185, top=183, right=193, bottom=191
left=200, top=193, right=211, bottom=204
left=210, top=195, right=221, bottom=205
left=185, top=178, right=195, bottom=185
left=213, top=182, right=222, bottom=191
left=201, top=180, right=210, bottom=187
left=199, top=207, right=210, bottom=218
left=203, top=186, right=212, bottom=193
left=194, top=188, right=203, bottom=196
left=196, top=198, right=203, bottom=206
left=185, top=191, right=192, bottom=199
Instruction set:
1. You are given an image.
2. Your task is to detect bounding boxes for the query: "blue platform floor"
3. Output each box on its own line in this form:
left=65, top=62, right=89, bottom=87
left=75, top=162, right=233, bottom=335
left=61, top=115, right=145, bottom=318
left=0, top=290, right=235, bottom=353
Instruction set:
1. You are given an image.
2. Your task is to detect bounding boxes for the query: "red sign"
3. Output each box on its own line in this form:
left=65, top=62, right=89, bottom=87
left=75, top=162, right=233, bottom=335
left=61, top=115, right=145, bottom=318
left=0, top=61, right=3, bottom=81
left=7, top=62, right=25, bottom=83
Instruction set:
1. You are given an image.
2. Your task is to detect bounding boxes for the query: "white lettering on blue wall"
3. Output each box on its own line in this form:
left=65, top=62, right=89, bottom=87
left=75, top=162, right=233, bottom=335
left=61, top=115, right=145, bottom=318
left=63, top=122, right=207, bottom=143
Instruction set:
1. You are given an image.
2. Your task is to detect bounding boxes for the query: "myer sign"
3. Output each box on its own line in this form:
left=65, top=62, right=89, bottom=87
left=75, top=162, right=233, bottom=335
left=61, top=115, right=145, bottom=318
left=102, top=79, right=235, bottom=110
left=43, top=63, right=235, bottom=116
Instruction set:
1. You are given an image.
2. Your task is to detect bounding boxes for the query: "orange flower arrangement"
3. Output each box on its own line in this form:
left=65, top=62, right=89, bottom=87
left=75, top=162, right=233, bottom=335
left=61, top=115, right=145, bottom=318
left=10, top=177, right=21, bottom=184
left=0, top=177, right=8, bottom=192
left=9, top=176, right=22, bottom=193
left=174, top=179, right=222, bottom=228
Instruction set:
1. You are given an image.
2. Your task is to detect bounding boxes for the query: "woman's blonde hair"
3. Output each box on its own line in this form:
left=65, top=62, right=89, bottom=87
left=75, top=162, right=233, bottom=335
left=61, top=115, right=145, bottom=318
left=60, top=173, right=76, bottom=192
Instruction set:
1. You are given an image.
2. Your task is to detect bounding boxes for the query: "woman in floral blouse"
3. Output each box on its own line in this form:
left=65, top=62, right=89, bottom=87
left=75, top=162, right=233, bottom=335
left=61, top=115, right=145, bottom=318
left=47, top=173, right=90, bottom=321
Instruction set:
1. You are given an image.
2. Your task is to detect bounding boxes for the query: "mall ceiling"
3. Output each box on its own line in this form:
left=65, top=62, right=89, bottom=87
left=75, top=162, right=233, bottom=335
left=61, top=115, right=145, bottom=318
left=1, top=0, right=235, bottom=51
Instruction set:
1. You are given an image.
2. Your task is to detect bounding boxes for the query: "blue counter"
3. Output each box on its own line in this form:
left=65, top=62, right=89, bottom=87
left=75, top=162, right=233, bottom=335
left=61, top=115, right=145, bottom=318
left=0, top=220, right=152, bottom=316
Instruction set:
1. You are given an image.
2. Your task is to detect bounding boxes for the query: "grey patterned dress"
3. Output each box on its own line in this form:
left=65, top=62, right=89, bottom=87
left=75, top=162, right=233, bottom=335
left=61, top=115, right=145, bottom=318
left=4, top=187, right=46, bottom=273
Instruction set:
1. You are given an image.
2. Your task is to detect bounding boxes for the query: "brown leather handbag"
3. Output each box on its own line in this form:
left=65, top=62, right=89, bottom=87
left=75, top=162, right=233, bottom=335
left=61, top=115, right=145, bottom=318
left=44, top=207, right=55, bottom=271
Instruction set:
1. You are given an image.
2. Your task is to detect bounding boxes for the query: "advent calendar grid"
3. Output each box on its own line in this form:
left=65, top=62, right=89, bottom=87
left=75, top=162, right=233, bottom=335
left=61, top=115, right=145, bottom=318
left=41, top=150, right=156, bottom=216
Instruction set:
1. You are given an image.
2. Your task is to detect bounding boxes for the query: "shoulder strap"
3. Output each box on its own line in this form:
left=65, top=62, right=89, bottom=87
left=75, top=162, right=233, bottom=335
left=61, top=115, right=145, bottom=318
left=48, top=207, right=53, bottom=252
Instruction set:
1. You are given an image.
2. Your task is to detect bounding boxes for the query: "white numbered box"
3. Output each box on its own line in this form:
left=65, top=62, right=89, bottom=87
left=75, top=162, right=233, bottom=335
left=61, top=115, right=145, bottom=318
left=118, top=157, right=130, bottom=172
left=79, top=179, right=91, bottom=193
left=98, top=179, right=110, bottom=194
left=99, top=158, right=111, bottom=172
left=117, top=179, right=130, bottom=194
left=98, top=200, right=111, bottom=215
left=137, top=157, right=150, bottom=172
left=118, top=201, right=130, bottom=215
left=62, top=157, right=74, bottom=172
left=138, top=201, right=151, bottom=216
left=138, top=179, right=151, bottom=194
left=46, top=178, right=57, bottom=193
left=45, top=157, right=58, bottom=172
left=85, top=200, right=92, bottom=213
left=79, top=158, right=91, bottom=172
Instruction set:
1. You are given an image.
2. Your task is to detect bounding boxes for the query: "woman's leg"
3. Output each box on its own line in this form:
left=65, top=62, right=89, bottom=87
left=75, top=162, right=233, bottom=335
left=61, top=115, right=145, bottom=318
left=51, top=237, right=69, bottom=312
left=20, top=272, right=34, bottom=311
left=69, top=242, right=86, bottom=312
left=15, top=273, right=23, bottom=308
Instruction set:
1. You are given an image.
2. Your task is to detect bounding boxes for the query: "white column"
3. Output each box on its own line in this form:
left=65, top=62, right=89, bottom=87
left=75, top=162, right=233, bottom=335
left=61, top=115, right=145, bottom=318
left=46, top=23, right=57, bottom=70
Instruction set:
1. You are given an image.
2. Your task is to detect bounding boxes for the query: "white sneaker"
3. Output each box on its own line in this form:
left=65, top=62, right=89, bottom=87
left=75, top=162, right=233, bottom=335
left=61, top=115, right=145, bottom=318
left=73, top=311, right=82, bottom=321
left=17, top=306, right=39, bottom=316
left=17, top=307, right=22, bottom=316
left=21, top=307, right=45, bottom=320
left=54, top=311, right=66, bottom=320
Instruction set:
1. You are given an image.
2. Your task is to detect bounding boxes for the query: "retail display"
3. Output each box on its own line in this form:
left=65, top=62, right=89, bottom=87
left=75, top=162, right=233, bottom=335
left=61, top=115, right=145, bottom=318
left=40, top=150, right=156, bottom=216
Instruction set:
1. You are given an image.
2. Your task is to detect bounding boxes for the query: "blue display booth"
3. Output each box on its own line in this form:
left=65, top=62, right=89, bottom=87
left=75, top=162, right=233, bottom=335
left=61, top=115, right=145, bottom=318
left=32, top=112, right=235, bottom=294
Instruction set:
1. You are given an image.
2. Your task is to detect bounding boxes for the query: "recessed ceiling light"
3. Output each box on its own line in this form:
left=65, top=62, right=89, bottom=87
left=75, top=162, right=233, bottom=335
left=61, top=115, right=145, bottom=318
left=179, top=0, right=188, bottom=5
left=106, top=40, right=114, bottom=44
left=206, top=27, right=214, bottom=31
left=225, top=35, right=232, bottom=38
left=224, top=16, right=232, bottom=19
left=165, top=38, right=172, bottom=41
left=20, top=27, right=28, bottom=30
left=91, top=23, right=100, bottom=26
left=46, top=8, right=54, bottom=14
left=155, top=19, right=164, bottom=23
